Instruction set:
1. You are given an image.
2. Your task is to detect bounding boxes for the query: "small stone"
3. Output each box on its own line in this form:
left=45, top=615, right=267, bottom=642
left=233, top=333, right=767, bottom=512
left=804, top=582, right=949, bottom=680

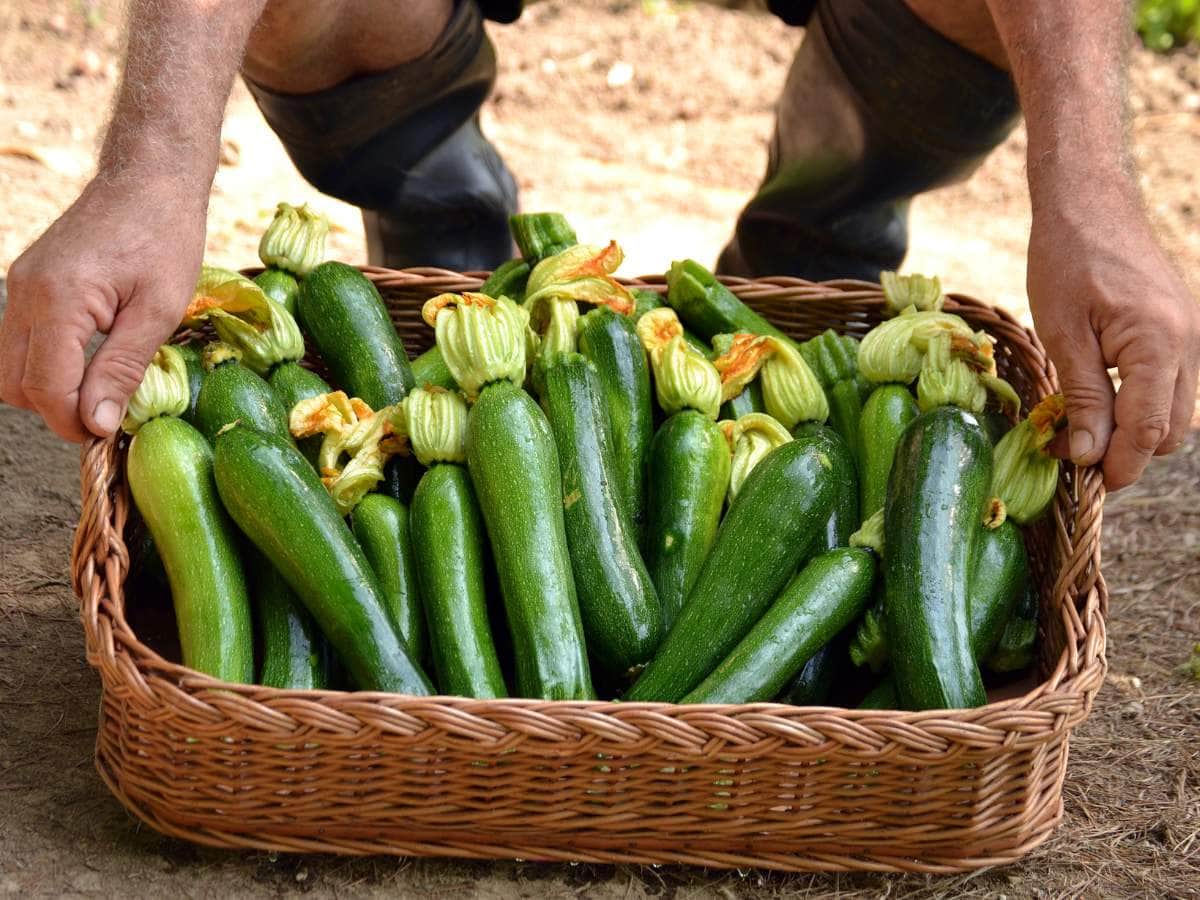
left=295, top=867, right=308, bottom=883
left=606, top=61, right=634, bottom=89
left=540, top=58, right=558, bottom=75
left=15, top=121, right=39, bottom=138
left=71, top=48, right=103, bottom=78
left=1183, top=93, right=1200, bottom=113
left=48, top=13, right=69, bottom=35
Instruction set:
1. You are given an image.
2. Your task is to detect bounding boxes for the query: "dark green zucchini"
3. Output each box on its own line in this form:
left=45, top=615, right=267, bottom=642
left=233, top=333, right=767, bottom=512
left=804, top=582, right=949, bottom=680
left=683, top=547, right=875, bottom=704
left=665, top=259, right=790, bottom=343
left=254, top=268, right=300, bottom=316
left=827, top=378, right=865, bottom=456
left=247, top=546, right=328, bottom=690
left=213, top=424, right=431, bottom=694
left=883, top=407, right=991, bottom=710
left=986, top=582, right=1038, bottom=673
left=720, top=380, right=765, bottom=421
left=778, top=640, right=843, bottom=706
left=194, top=355, right=291, bottom=445
left=410, top=464, right=507, bottom=698
left=351, top=494, right=427, bottom=664
left=627, top=434, right=838, bottom=702
left=577, top=306, right=653, bottom=542
left=510, top=212, right=577, bottom=262
left=852, top=517, right=1029, bottom=672
left=296, top=261, right=415, bottom=409
left=481, top=257, right=532, bottom=299
left=410, top=347, right=459, bottom=391
left=856, top=384, right=920, bottom=519
left=793, top=423, right=859, bottom=551
left=177, top=341, right=206, bottom=425
left=467, top=380, right=594, bottom=700
left=642, top=410, right=730, bottom=630
left=268, top=362, right=331, bottom=466
left=539, top=353, right=663, bottom=676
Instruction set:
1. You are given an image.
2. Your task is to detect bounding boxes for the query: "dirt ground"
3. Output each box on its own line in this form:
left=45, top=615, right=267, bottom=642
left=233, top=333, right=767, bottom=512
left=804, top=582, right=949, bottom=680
left=1, top=1, right=1198, bottom=897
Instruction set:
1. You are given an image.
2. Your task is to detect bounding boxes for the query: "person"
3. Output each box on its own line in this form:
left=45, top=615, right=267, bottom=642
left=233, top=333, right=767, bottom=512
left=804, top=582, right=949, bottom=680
left=0, top=0, right=1195, bottom=491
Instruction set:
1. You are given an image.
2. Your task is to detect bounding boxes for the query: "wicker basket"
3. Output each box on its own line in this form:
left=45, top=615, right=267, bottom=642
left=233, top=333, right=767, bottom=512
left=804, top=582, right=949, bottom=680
left=71, top=270, right=1107, bottom=873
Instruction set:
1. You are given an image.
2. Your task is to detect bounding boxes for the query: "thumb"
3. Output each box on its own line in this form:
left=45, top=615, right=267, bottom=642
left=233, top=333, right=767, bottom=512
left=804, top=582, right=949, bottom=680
left=1053, top=330, right=1116, bottom=467
left=78, top=299, right=178, bottom=437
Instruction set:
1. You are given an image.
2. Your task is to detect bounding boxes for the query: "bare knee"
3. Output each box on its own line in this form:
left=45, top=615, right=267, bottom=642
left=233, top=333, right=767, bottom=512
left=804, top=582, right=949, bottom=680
left=904, top=0, right=1009, bottom=70
left=244, top=0, right=454, bottom=92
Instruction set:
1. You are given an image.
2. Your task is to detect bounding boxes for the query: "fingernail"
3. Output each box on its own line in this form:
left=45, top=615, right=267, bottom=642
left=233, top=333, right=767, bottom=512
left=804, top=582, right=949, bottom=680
left=1070, top=429, right=1094, bottom=462
left=93, top=400, right=121, bottom=434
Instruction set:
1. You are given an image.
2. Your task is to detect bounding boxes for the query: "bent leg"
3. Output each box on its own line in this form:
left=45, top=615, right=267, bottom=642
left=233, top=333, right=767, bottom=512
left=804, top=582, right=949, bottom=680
left=243, top=0, right=518, bottom=270
left=721, top=0, right=1019, bottom=282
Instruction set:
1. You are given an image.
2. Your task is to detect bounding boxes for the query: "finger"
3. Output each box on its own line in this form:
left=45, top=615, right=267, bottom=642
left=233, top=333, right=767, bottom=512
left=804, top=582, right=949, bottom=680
left=21, top=320, right=89, bottom=442
left=1054, top=329, right=1115, bottom=467
left=78, top=299, right=176, bottom=438
left=0, top=320, right=33, bottom=411
left=1104, top=361, right=1177, bottom=491
left=1156, top=362, right=1198, bottom=456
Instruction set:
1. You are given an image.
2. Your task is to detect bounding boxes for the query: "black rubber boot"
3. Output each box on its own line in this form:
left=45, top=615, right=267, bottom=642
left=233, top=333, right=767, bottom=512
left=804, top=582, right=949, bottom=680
left=718, top=0, right=1020, bottom=282
left=245, top=0, right=517, bottom=270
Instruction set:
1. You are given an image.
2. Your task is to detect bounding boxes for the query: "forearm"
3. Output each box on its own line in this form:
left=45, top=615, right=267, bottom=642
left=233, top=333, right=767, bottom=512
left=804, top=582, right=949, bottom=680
left=983, top=0, right=1136, bottom=208
left=98, top=0, right=268, bottom=191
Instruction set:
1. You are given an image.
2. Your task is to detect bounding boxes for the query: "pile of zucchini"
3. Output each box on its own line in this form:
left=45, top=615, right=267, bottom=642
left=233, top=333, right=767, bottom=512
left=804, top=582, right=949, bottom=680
left=124, top=204, right=1063, bottom=710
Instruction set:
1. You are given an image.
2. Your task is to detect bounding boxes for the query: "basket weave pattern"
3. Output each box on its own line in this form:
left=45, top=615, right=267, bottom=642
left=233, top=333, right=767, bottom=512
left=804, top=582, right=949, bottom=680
left=71, top=271, right=1107, bottom=873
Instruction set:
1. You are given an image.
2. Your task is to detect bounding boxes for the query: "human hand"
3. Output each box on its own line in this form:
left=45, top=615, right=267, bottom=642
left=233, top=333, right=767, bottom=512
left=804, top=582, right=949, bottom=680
left=0, top=175, right=207, bottom=441
left=1027, top=198, right=1200, bottom=490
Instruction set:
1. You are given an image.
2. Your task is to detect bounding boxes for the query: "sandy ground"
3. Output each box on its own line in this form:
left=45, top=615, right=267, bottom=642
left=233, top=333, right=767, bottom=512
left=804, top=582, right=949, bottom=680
left=1, top=1, right=1198, bottom=897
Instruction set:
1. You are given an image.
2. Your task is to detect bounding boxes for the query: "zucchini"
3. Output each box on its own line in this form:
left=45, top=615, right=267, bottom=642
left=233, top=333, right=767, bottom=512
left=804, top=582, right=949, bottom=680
left=857, top=520, right=1029, bottom=708
left=539, top=353, right=663, bottom=676
left=213, top=423, right=432, bottom=694
left=856, top=384, right=920, bottom=519
left=827, top=378, right=865, bottom=456
left=193, top=352, right=291, bottom=445
left=410, top=347, right=459, bottom=391
left=481, top=257, right=533, bottom=299
left=852, top=518, right=1029, bottom=671
left=986, top=582, right=1038, bottom=673
left=884, top=407, right=991, bottom=710
left=177, top=341, right=205, bottom=425
left=720, top=380, right=765, bottom=421
left=798, top=329, right=859, bottom=388
left=424, top=292, right=592, bottom=699
left=296, top=261, right=415, bottom=410
left=643, top=412, right=730, bottom=631
left=247, top=546, right=328, bottom=690
left=510, top=212, right=577, bottom=262
left=793, top=423, right=859, bottom=551
left=778, top=640, right=843, bottom=706
left=268, top=362, right=330, bottom=466
left=254, top=268, right=300, bottom=316
left=637, top=309, right=729, bottom=630
left=981, top=409, right=1013, bottom=446
left=128, top=415, right=253, bottom=683
left=351, top=494, right=427, bottom=664
left=859, top=678, right=898, bottom=710
left=577, top=306, right=654, bottom=542
left=627, top=434, right=838, bottom=702
left=665, top=259, right=790, bottom=343
left=410, top=464, right=507, bottom=698
left=468, top=380, right=594, bottom=699
left=683, top=548, right=875, bottom=704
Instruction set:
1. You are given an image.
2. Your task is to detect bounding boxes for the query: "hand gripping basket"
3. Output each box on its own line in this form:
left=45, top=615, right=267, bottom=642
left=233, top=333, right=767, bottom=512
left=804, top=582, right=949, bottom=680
left=71, top=270, right=1107, bottom=873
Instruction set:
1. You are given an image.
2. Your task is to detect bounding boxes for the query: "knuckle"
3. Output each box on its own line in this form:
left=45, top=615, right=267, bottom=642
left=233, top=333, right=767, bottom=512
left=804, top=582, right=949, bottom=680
left=99, top=351, right=152, bottom=393
left=1131, top=415, right=1171, bottom=455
